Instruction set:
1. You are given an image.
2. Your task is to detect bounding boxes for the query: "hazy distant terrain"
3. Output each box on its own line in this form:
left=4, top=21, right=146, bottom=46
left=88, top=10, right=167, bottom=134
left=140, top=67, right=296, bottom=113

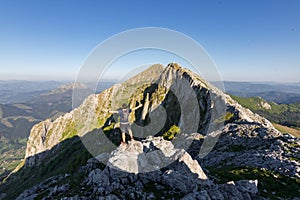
left=220, top=81, right=300, bottom=104
left=0, top=80, right=115, bottom=176
left=0, top=82, right=73, bottom=176
left=0, top=80, right=64, bottom=104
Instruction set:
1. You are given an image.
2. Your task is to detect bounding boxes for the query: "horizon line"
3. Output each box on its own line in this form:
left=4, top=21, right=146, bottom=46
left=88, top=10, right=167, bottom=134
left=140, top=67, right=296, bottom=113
left=0, top=78, right=299, bottom=85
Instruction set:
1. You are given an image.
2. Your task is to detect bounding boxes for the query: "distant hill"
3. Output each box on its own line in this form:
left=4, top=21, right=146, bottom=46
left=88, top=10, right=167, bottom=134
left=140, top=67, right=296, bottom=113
left=218, top=81, right=300, bottom=104
left=0, top=81, right=113, bottom=176
left=0, top=83, right=83, bottom=139
left=231, top=95, right=300, bottom=136
left=0, top=82, right=77, bottom=175
left=0, top=81, right=115, bottom=139
left=0, top=80, right=64, bottom=104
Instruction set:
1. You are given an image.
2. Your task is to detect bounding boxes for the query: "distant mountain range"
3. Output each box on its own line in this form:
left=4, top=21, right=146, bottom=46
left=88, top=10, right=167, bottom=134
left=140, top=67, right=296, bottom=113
left=3, top=80, right=299, bottom=104
left=0, top=81, right=114, bottom=177
left=0, top=80, right=116, bottom=104
left=0, top=82, right=78, bottom=177
left=0, top=80, right=63, bottom=104
left=217, top=81, right=300, bottom=104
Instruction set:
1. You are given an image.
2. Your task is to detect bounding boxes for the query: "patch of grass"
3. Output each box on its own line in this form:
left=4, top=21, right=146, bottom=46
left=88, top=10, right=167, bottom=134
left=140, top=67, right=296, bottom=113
left=163, top=125, right=180, bottom=140
left=290, top=157, right=300, bottom=162
left=231, top=95, right=300, bottom=134
left=273, top=123, right=300, bottom=138
left=208, top=166, right=300, bottom=199
left=60, top=121, right=78, bottom=141
left=289, top=143, right=300, bottom=148
left=19, top=138, right=27, bottom=144
left=224, top=112, right=234, bottom=121
left=214, top=112, right=234, bottom=123
left=103, top=122, right=116, bottom=132
left=0, top=140, right=26, bottom=173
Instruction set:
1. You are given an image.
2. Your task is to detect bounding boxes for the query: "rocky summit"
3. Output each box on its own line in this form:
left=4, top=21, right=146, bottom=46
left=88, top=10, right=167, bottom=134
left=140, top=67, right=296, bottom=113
left=0, top=63, right=299, bottom=199
left=15, top=137, right=260, bottom=200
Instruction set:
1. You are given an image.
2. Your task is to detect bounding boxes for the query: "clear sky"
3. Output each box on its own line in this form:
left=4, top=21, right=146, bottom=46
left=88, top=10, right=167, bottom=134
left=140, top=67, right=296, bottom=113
left=0, top=0, right=299, bottom=82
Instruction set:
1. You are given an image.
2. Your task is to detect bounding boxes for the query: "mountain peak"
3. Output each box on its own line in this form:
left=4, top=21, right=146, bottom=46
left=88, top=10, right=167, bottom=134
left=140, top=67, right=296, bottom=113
left=166, top=62, right=181, bottom=70
left=24, top=63, right=280, bottom=160
left=41, top=82, right=87, bottom=96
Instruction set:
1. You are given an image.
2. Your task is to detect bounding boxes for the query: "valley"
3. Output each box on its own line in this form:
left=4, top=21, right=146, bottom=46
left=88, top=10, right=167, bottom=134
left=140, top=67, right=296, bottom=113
left=0, top=82, right=113, bottom=177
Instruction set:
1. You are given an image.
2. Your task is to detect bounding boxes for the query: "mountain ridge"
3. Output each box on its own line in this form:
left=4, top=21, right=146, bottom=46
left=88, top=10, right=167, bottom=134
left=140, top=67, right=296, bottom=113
left=1, top=63, right=299, bottom=199
left=24, top=63, right=278, bottom=162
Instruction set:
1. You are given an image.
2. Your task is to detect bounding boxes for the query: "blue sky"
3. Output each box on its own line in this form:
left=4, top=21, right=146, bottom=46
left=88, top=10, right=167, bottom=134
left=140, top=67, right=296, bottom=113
left=0, top=0, right=299, bottom=82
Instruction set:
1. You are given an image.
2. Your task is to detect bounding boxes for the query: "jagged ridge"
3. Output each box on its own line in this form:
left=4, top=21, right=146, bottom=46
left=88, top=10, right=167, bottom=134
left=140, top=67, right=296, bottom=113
left=1, top=63, right=299, bottom=199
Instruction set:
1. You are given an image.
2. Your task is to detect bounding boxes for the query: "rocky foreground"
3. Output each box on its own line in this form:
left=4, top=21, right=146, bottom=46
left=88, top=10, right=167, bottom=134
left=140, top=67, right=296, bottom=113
left=199, top=123, right=300, bottom=179
left=16, top=137, right=262, bottom=200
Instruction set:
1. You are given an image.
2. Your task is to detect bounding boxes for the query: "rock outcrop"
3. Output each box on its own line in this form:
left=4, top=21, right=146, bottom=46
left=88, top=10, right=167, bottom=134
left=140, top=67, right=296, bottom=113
left=106, top=137, right=208, bottom=178
left=15, top=137, right=261, bottom=200
left=199, top=124, right=300, bottom=178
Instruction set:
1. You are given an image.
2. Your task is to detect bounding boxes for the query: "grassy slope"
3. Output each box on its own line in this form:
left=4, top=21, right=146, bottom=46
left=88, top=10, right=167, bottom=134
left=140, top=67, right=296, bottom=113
left=273, top=123, right=300, bottom=138
left=231, top=95, right=300, bottom=137
left=0, top=139, right=27, bottom=172
left=208, top=166, right=300, bottom=199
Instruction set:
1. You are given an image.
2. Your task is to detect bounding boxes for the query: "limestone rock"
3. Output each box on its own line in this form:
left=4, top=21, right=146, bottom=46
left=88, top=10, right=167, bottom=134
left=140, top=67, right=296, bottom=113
left=106, top=137, right=207, bottom=180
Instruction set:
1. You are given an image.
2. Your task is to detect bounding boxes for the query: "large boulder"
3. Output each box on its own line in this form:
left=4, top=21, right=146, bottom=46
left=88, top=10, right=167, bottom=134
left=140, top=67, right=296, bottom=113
left=106, top=137, right=207, bottom=181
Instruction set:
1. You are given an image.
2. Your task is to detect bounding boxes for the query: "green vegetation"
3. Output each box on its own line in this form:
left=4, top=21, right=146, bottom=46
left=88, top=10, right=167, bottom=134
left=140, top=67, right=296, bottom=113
left=290, top=157, right=300, bottom=162
left=273, top=123, right=300, bottom=138
left=0, top=139, right=27, bottom=176
left=0, top=86, right=75, bottom=184
left=163, top=125, right=180, bottom=140
left=208, top=166, right=300, bottom=199
left=60, top=121, right=78, bottom=141
left=231, top=95, right=300, bottom=137
left=103, top=122, right=116, bottom=132
left=224, top=112, right=234, bottom=121
left=214, top=112, right=234, bottom=123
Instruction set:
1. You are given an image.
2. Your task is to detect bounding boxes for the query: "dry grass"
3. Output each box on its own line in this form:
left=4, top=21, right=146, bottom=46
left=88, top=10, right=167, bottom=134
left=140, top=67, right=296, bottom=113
left=273, top=123, right=300, bottom=138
